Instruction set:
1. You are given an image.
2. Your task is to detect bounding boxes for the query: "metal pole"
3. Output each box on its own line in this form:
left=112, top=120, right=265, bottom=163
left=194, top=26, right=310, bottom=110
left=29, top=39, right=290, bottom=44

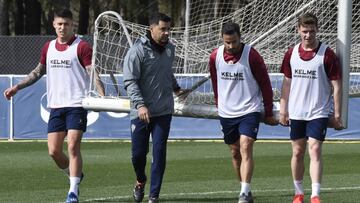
left=183, top=0, right=190, bottom=74
left=9, top=75, right=14, bottom=141
left=336, top=0, right=352, bottom=128
left=250, top=0, right=316, bottom=46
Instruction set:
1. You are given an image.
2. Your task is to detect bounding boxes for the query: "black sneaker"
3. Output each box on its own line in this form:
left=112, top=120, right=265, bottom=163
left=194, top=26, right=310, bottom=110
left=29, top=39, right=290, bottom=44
left=238, top=192, right=254, bottom=203
left=133, top=182, right=145, bottom=202
left=148, top=197, right=159, bottom=203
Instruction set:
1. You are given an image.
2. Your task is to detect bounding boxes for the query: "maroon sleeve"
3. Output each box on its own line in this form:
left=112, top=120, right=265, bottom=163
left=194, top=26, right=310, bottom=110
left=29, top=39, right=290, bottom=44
left=249, top=47, right=273, bottom=117
left=40, top=41, right=51, bottom=65
left=209, top=48, right=218, bottom=106
left=324, top=47, right=341, bottom=80
left=280, top=47, right=293, bottom=78
left=78, top=40, right=93, bottom=68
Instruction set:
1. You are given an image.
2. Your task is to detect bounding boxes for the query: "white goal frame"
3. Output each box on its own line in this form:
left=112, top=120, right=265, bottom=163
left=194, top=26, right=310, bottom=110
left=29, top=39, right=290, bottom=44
left=83, top=0, right=353, bottom=127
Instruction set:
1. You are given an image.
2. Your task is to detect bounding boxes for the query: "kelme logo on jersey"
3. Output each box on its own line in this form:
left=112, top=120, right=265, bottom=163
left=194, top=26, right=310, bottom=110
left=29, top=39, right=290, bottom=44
left=49, top=59, right=71, bottom=68
left=220, top=71, right=244, bottom=80
left=293, top=69, right=318, bottom=79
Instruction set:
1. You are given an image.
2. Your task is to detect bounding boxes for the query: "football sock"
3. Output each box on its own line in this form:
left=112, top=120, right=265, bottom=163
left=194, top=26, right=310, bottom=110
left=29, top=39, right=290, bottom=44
left=69, top=177, right=81, bottom=196
left=240, top=182, right=251, bottom=195
left=311, top=183, right=321, bottom=198
left=294, top=180, right=304, bottom=195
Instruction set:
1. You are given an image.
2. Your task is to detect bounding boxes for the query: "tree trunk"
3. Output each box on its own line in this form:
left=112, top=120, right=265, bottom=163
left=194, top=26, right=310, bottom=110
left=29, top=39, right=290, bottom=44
left=78, top=0, right=90, bottom=35
left=110, top=0, right=119, bottom=11
left=91, top=0, right=101, bottom=22
left=52, top=0, right=69, bottom=8
left=135, top=0, right=154, bottom=25
left=148, top=0, right=159, bottom=18
left=15, top=0, right=24, bottom=35
left=171, top=0, right=182, bottom=27
left=43, top=9, right=54, bottom=34
left=43, top=0, right=70, bottom=35
left=180, top=0, right=186, bottom=27
left=24, top=0, right=41, bottom=34
left=0, top=0, right=10, bottom=35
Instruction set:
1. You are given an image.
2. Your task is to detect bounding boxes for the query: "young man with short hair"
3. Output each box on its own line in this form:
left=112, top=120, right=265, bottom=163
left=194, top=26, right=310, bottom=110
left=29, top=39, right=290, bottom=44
left=279, top=13, right=343, bottom=203
left=209, top=22, right=277, bottom=203
left=4, top=8, right=104, bottom=203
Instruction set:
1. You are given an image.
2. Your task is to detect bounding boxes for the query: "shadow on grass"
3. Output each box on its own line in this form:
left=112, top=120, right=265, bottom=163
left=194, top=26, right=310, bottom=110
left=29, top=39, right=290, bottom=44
left=87, top=190, right=360, bottom=202
left=88, top=193, right=293, bottom=203
left=89, top=194, right=293, bottom=202
left=90, top=196, right=237, bottom=202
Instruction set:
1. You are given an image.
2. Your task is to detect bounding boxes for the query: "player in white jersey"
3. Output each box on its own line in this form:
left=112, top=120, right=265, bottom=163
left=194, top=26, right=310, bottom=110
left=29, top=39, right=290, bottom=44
left=209, top=22, right=278, bottom=203
left=279, top=13, right=343, bottom=203
left=3, top=8, right=104, bottom=203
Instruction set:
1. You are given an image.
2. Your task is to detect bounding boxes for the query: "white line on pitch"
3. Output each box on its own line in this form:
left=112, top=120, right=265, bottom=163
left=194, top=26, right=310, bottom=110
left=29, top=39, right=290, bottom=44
left=79, top=186, right=360, bottom=202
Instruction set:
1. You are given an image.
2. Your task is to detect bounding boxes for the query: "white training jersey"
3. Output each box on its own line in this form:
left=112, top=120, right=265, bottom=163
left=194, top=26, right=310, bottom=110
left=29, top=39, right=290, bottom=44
left=215, top=45, right=262, bottom=118
left=288, top=43, right=331, bottom=120
left=46, top=37, right=89, bottom=108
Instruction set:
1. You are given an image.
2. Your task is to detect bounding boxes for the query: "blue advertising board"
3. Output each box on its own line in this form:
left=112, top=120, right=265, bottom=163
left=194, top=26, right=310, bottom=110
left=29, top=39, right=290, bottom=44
left=0, top=76, right=10, bottom=139
left=1, top=75, right=359, bottom=140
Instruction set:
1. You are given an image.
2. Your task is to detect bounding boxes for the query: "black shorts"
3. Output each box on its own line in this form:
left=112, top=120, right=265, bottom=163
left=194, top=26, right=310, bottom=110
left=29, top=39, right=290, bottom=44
left=290, top=118, right=329, bottom=141
left=220, top=112, right=261, bottom=144
left=48, top=107, right=88, bottom=133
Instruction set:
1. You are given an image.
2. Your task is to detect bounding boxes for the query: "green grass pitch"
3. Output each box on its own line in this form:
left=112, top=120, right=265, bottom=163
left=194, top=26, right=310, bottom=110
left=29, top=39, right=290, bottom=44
left=0, top=141, right=359, bottom=202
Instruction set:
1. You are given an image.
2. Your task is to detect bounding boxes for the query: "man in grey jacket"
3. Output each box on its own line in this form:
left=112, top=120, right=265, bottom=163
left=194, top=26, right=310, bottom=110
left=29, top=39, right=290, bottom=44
left=123, top=12, right=188, bottom=203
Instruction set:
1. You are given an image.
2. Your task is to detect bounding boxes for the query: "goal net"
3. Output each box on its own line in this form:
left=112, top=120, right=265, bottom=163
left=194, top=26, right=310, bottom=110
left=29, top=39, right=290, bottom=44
left=83, top=0, right=360, bottom=119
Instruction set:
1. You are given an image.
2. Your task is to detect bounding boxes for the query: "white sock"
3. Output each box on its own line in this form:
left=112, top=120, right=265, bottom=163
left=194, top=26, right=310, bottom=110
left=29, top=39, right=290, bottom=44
left=311, top=183, right=321, bottom=198
left=62, top=167, right=70, bottom=177
left=240, top=182, right=251, bottom=195
left=293, top=180, right=304, bottom=195
left=69, top=177, right=81, bottom=196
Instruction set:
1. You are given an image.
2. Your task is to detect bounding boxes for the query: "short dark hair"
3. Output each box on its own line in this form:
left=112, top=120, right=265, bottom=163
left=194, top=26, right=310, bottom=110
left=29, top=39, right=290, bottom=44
left=298, top=13, right=318, bottom=28
left=221, top=22, right=241, bottom=36
left=54, top=8, right=73, bottom=20
left=149, top=12, right=171, bottom=26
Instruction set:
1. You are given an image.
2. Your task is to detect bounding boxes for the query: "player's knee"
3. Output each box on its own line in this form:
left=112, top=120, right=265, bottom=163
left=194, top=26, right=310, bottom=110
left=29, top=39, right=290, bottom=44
left=240, top=141, right=253, bottom=153
left=48, top=148, right=62, bottom=158
left=292, top=148, right=305, bottom=159
left=309, top=145, right=322, bottom=159
left=230, top=148, right=241, bottom=160
left=67, top=142, right=80, bottom=156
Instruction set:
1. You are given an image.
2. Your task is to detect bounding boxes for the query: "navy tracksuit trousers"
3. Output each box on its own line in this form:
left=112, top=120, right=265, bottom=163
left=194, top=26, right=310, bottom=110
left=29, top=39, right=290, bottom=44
left=131, top=114, right=172, bottom=198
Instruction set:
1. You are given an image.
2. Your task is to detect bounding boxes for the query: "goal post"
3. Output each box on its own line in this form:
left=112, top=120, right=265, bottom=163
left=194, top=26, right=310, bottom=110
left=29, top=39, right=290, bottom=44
left=337, top=0, right=352, bottom=128
left=83, top=0, right=358, bottom=124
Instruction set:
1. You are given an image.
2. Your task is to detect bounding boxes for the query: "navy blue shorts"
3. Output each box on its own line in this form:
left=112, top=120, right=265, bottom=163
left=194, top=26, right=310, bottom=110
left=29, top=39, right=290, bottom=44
left=219, top=112, right=261, bottom=144
left=48, top=107, right=88, bottom=133
left=289, top=118, right=329, bottom=141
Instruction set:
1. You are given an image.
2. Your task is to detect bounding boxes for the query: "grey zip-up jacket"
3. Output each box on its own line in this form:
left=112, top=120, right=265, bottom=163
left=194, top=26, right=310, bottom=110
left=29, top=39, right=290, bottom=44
left=123, top=35, right=180, bottom=120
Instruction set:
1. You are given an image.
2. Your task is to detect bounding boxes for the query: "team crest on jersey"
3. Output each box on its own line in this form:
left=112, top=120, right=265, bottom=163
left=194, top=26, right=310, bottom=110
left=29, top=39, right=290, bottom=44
left=166, top=48, right=171, bottom=57
left=131, top=124, right=136, bottom=133
left=322, top=129, right=326, bottom=136
left=148, top=51, right=155, bottom=59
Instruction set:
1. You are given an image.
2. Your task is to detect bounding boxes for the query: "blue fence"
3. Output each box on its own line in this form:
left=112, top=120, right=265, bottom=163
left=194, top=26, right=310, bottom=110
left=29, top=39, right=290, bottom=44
left=0, top=75, right=359, bottom=140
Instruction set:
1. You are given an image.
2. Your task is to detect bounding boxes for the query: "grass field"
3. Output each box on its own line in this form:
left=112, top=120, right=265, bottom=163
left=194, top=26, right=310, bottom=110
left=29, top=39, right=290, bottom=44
left=0, top=141, right=359, bottom=203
